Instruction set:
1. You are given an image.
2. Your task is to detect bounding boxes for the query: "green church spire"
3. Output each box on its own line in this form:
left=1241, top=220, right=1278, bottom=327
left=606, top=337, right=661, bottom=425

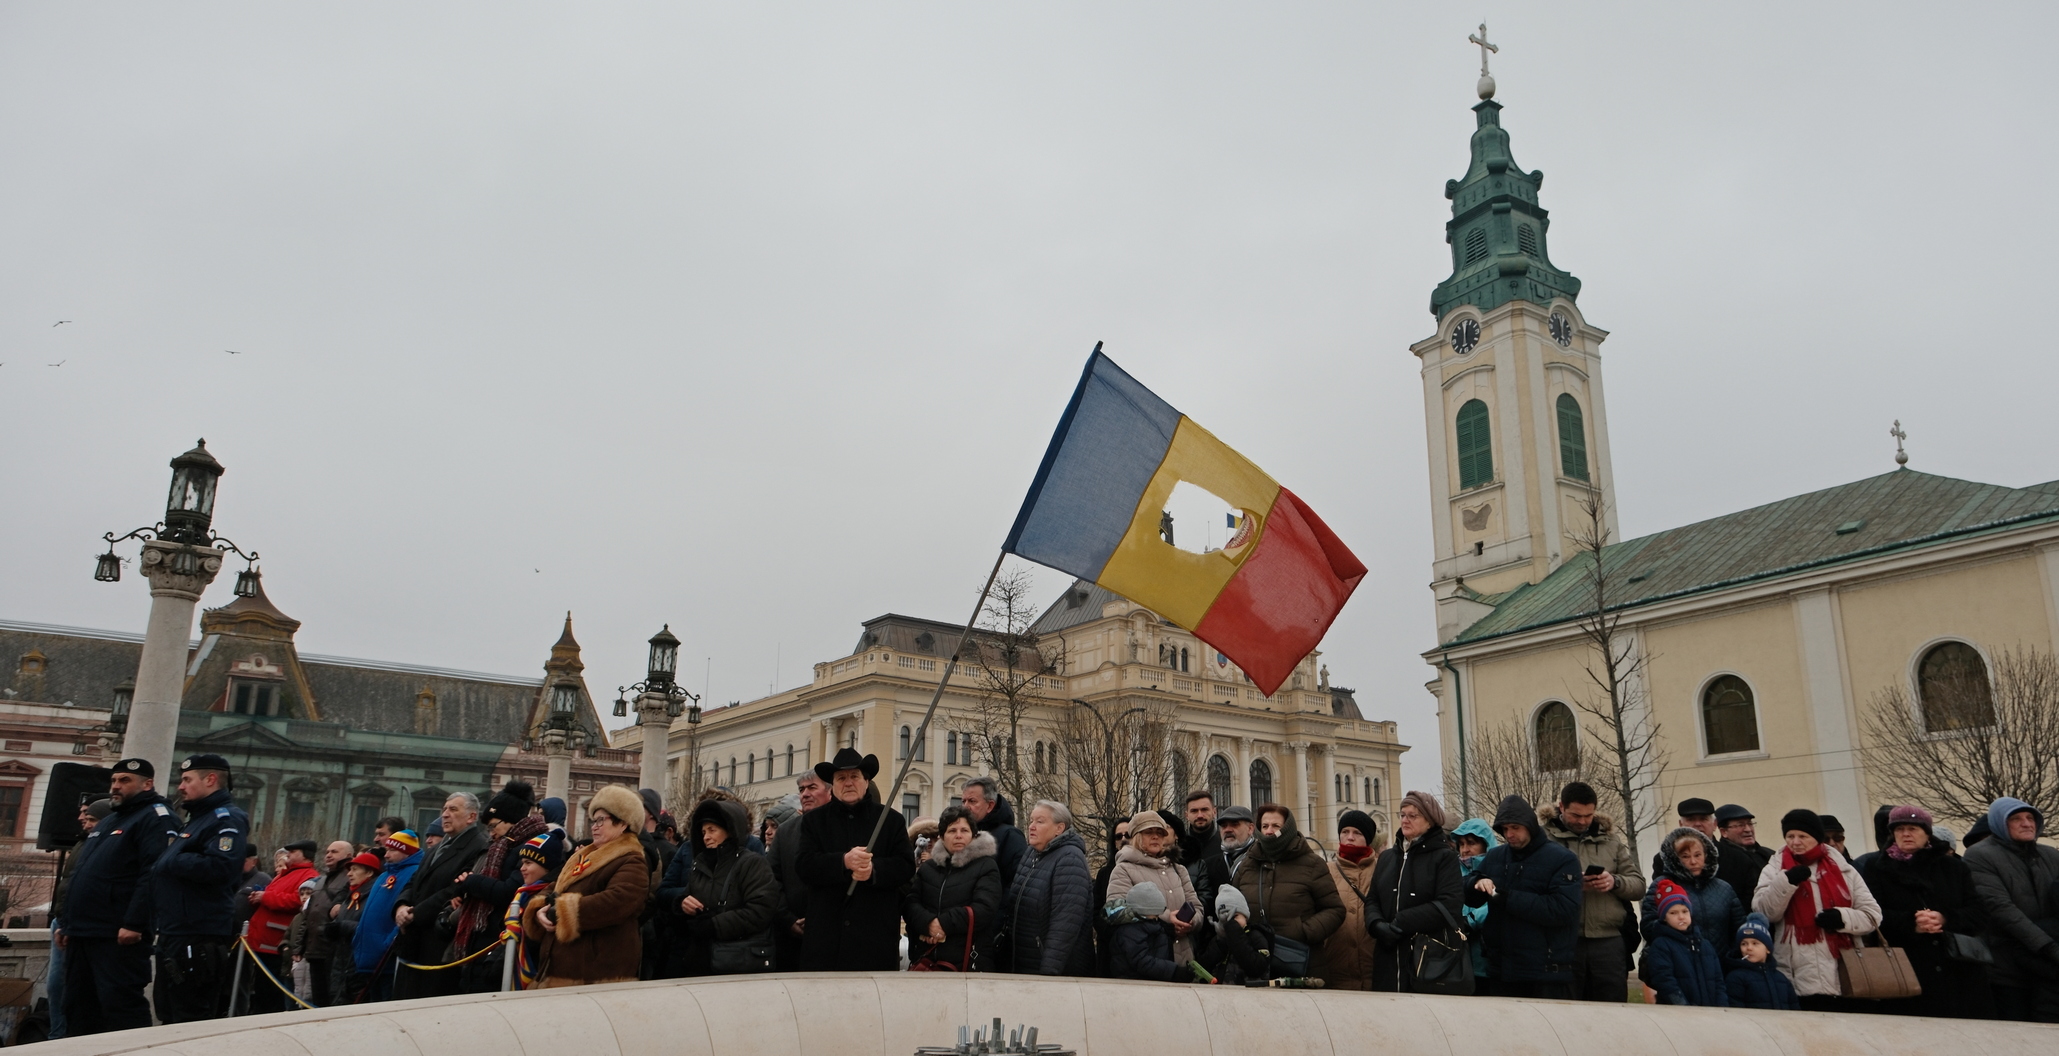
left=1429, top=94, right=1581, bottom=319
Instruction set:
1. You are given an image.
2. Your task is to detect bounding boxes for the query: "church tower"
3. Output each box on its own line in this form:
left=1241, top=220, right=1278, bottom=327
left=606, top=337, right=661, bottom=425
left=1416, top=42, right=1619, bottom=642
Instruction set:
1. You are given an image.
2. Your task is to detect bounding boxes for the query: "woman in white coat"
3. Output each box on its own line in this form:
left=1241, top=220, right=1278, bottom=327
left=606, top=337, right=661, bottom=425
left=1752, top=808, right=1884, bottom=1012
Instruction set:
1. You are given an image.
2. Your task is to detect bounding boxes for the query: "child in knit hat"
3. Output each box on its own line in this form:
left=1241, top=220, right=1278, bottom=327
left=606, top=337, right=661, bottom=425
left=504, top=832, right=567, bottom=990
left=1724, top=913, right=1800, bottom=1010
left=1644, top=879, right=1728, bottom=1006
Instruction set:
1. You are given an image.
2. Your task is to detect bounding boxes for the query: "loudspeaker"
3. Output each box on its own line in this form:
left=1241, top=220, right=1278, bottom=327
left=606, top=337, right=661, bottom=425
left=37, top=762, right=114, bottom=851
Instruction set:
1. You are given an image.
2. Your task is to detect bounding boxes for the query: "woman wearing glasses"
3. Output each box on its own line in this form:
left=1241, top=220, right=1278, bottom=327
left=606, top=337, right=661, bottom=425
left=521, top=785, right=651, bottom=987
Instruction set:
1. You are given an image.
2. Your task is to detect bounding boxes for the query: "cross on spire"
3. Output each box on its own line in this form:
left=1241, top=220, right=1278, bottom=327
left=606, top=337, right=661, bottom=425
left=1890, top=420, right=1909, bottom=466
left=1469, top=24, right=1499, bottom=99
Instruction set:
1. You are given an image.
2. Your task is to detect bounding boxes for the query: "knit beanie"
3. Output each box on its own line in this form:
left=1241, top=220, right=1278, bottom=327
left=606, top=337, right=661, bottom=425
left=1737, top=913, right=1774, bottom=949
left=540, top=797, right=567, bottom=826
left=1887, top=805, right=1934, bottom=835
left=639, top=789, right=665, bottom=825
left=518, top=831, right=568, bottom=874
left=1125, top=881, right=1168, bottom=917
left=86, top=798, right=114, bottom=821
left=1932, top=824, right=1958, bottom=849
left=765, top=793, right=802, bottom=830
left=1654, top=878, right=1691, bottom=916
left=483, top=780, right=536, bottom=825
left=349, top=851, right=383, bottom=872
left=1780, top=808, right=1827, bottom=844
left=381, top=830, right=420, bottom=855
left=1215, top=884, right=1251, bottom=920
left=1337, top=809, right=1378, bottom=844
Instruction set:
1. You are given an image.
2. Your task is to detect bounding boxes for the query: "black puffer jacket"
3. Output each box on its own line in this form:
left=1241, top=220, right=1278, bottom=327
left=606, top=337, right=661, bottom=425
left=66, top=790, right=178, bottom=939
left=1366, top=821, right=1465, bottom=991
left=1003, top=827, right=1094, bottom=976
left=676, top=799, right=782, bottom=976
left=904, top=832, right=1003, bottom=970
left=1861, top=837, right=1993, bottom=1019
left=1463, top=795, right=1583, bottom=984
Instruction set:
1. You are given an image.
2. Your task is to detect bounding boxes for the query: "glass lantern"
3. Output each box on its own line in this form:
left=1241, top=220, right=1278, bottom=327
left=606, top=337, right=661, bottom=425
left=111, top=679, right=135, bottom=719
left=646, top=625, right=680, bottom=685
left=550, top=681, right=581, bottom=718
left=164, top=440, right=225, bottom=544
left=94, top=550, right=123, bottom=583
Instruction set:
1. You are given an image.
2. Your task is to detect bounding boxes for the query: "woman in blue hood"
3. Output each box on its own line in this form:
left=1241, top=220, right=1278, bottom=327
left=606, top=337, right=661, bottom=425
left=1451, top=818, right=1498, bottom=985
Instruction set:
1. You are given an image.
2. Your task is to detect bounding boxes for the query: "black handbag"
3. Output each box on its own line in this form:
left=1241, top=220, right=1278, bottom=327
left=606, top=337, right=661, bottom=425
left=1943, top=931, right=1994, bottom=966
left=1408, top=903, right=1474, bottom=996
left=702, top=861, right=775, bottom=974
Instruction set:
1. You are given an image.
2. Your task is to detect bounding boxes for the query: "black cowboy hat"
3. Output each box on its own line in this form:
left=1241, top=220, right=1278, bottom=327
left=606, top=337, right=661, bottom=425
left=813, top=746, right=879, bottom=783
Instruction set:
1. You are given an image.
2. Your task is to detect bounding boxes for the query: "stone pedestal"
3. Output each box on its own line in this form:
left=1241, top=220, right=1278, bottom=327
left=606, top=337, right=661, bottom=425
left=636, top=693, right=673, bottom=802
left=120, top=540, right=222, bottom=774
left=542, top=729, right=573, bottom=804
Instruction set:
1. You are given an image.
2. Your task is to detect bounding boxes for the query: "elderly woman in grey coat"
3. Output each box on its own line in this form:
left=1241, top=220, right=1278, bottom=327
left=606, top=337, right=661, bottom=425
left=1002, top=801, right=1095, bottom=976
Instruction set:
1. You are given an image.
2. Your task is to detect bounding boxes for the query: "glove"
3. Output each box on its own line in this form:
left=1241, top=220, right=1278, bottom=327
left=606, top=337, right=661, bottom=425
left=1371, top=920, right=1406, bottom=946
left=1784, top=866, right=1812, bottom=885
left=1814, top=909, right=1842, bottom=932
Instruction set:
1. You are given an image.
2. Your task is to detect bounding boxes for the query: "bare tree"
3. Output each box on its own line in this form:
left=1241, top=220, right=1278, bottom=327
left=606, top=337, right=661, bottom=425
left=1444, top=713, right=1617, bottom=823
left=1055, top=694, right=1184, bottom=861
left=1860, top=645, right=2059, bottom=828
left=948, top=568, right=1062, bottom=811
left=1564, top=486, right=1668, bottom=863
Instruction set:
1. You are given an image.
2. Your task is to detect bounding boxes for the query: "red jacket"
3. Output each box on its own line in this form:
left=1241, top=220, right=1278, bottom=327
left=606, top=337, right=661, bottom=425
left=247, top=863, right=319, bottom=954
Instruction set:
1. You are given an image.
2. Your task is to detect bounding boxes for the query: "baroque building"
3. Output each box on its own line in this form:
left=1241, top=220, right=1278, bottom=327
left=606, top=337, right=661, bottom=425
left=1418, top=77, right=2059, bottom=852
left=622, top=580, right=1406, bottom=845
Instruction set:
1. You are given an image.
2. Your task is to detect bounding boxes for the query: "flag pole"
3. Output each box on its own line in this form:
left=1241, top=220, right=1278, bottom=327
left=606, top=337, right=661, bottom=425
left=847, top=548, right=1008, bottom=893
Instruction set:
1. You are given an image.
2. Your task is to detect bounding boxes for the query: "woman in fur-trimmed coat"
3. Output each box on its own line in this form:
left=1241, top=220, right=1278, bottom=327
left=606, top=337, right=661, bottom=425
left=522, top=784, right=651, bottom=987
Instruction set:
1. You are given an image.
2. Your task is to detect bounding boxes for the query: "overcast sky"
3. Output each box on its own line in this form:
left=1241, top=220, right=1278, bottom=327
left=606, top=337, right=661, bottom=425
left=6, top=5, right=2055, bottom=798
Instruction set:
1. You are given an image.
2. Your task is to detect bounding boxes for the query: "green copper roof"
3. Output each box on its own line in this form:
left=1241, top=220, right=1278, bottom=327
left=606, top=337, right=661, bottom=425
left=1447, top=470, right=2059, bottom=645
left=1430, top=100, right=1582, bottom=319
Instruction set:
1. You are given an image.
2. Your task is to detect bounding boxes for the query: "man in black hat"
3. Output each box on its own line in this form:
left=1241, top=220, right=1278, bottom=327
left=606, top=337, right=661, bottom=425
left=1652, top=797, right=1721, bottom=877
left=61, top=758, right=179, bottom=1035
left=1713, top=804, right=1774, bottom=903
left=793, top=747, right=916, bottom=971
left=149, top=753, right=250, bottom=1024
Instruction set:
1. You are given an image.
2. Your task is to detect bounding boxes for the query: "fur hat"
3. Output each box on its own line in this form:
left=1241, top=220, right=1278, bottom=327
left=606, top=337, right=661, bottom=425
left=1738, top=912, right=1774, bottom=949
left=1888, top=805, right=1935, bottom=835
left=1337, top=809, right=1378, bottom=843
left=1780, top=809, right=1828, bottom=844
left=814, top=746, right=879, bottom=783
left=381, top=830, right=420, bottom=854
left=1654, top=878, right=1691, bottom=916
left=1215, top=884, right=1251, bottom=920
left=484, top=779, right=536, bottom=824
left=1124, top=881, right=1168, bottom=917
left=590, top=784, right=647, bottom=833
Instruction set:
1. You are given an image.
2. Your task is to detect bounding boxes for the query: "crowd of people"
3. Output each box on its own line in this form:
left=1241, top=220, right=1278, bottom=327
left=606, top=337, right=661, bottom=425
left=41, top=746, right=2059, bottom=1039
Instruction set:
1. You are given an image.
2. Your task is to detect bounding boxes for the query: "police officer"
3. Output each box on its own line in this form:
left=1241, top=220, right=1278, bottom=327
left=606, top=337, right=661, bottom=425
left=60, top=758, right=179, bottom=1035
left=149, top=753, right=249, bottom=1024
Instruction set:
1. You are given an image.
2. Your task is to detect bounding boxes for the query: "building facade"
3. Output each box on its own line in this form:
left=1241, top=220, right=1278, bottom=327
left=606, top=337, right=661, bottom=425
left=1417, top=80, right=2059, bottom=853
left=623, top=580, right=1407, bottom=845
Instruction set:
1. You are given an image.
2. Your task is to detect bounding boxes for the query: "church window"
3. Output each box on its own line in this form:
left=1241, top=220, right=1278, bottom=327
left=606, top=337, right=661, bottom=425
left=1534, top=701, right=1579, bottom=772
left=1249, top=758, right=1273, bottom=805
left=1517, top=224, right=1538, bottom=256
left=1701, top=675, right=1760, bottom=756
left=1463, top=228, right=1488, bottom=265
left=1456, top=400, right=1494, bottom=489
left=1556, top=393, right=1589, bottom=481
left=1917, top=642, right=1994, bottom=732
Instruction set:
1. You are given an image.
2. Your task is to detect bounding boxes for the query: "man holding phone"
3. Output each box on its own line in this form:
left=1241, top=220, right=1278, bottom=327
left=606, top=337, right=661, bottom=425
left=1537, top=781, right=1646, bottom=1003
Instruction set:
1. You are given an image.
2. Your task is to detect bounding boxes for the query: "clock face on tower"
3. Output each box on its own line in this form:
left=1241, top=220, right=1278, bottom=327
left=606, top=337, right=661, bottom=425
left=1450, top=318, right=1480, bottom=356
left=1549, top=311, right=1573, bottom=347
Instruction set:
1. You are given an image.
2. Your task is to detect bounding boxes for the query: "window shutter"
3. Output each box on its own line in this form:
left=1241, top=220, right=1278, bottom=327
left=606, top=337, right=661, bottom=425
left=1556, top=393, right=1589, bottom=481
left=1456, top=399, right=1493, bottom=489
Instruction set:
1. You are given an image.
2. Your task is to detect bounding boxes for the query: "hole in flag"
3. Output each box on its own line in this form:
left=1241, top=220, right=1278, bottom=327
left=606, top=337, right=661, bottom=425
left=1160, top=480, right=1256, bottom=558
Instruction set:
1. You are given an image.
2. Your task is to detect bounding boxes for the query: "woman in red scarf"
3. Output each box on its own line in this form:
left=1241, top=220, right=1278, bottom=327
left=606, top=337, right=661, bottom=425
left=1315, top=809, right=1381, bottom=990
left=1750, top=808, right=1883, bottom=1011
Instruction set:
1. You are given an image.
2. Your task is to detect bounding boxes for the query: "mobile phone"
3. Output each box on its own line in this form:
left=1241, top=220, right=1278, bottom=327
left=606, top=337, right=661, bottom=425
left=1584, top=865, right=1604, bottom=876
left=1175, top=903, right=1197, bottom=923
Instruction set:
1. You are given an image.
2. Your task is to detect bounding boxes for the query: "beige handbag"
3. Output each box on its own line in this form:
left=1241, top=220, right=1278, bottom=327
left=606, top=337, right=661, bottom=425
left=1837, top=930, right=1922, bottom=1000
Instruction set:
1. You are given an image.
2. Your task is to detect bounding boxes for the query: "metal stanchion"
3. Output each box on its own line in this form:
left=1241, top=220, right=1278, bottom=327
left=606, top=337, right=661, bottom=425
left=227, top=947, right=246, bottom=1017
left=500, top=935, right=517, bottom=992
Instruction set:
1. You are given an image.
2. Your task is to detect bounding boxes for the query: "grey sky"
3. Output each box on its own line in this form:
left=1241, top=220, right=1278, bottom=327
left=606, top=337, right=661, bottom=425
left=6, top=5, right=2054, bottom=800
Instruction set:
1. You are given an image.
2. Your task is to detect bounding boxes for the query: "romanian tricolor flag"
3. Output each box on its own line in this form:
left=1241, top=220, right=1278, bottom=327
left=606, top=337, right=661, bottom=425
left=1005, top=350, right=1365, bottom=695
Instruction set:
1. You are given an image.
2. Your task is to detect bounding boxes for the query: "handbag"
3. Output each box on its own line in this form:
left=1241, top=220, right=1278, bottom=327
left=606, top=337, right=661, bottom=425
left=910, top=908, right=975, bottom=972
left=1942, top=931, right=1993, bottom=967
left=1408, top=902, right=1475, bottom=996
left=1837, top=930, right=1923, bottom=1000
left=703, top=861, right=775, bottom=974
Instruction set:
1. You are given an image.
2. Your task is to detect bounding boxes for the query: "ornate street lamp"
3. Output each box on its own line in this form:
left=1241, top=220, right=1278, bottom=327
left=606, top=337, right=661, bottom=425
left=95, top=439, right=259, bottom=585
left=647, top=625, right=680, bottom=687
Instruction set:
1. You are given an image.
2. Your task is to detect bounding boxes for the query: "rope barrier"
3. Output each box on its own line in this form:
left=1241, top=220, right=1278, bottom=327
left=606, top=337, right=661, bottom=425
left=394, top=939, right=500, bottom=972
left=234, top=937, right=316, bottom=1010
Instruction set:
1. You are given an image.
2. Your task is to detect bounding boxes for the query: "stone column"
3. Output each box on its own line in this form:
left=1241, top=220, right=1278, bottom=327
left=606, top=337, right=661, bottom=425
left=635, top=692, right=673, bottom=800
left=1320, top=743, right=1338, bottom=841
left=820, top=718, right=836, bottom=763
left=1235, top=737, right=1253, bottom=808
left=542, top=729, right=573, bottom=804
left=120, top=540, right=223, bottom=774
left=1288, top=741, right=1310, bottom=834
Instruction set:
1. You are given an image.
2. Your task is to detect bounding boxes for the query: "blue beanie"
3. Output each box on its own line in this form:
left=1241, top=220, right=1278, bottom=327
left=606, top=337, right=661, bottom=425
left=1738, top=912, right=1774, bottom=949
left=540, top=797, right=567, bottom=825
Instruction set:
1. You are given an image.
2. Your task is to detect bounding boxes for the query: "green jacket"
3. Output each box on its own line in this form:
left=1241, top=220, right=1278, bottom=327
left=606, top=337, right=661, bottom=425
left=1536, top=805, right=1646, bottom=938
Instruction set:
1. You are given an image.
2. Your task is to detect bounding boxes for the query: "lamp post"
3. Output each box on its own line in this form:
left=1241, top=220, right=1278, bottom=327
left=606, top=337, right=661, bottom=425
left=539, top=680, right=589, bottom=804
left=94, top=440, right=261, bottom=775
left=614, top=625, right=699, bottom=811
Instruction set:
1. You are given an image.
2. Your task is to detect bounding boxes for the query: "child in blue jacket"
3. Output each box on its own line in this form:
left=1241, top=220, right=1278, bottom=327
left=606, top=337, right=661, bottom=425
left=1724, top=913, right=1801, bottom=1011
left=1643, top=879, right=1728, bottom=1006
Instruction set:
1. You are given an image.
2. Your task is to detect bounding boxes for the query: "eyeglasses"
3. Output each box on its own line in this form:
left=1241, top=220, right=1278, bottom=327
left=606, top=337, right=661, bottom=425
left=589, top=814, right=614, bottom=826
left=1114, top=831, right=1131, bottom=841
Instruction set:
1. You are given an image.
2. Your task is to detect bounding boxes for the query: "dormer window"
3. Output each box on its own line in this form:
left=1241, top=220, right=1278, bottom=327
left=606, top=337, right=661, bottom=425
left=230, top=680, right=278, bottom=716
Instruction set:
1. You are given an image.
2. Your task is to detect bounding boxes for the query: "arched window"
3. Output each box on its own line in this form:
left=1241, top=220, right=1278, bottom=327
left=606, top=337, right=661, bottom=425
left=945, top=732, right=958, bottom=765
left=729, top=757, right=738, bottom=785
left=1034, top=742, right=1046, bottom=774
left=899, top=726, right=912, bottom=760
left=747, top=753, right=756, bottom=784
left=1456, top=399, right=1494, bottom=489
left=1701, top=675, right=1760, bottom=756
left=1556, top=393, right=1589, bottom=481
left=1249, top=758, right=1273, bottom=806
left=786, top=744, right=794, bottom=776
left=1170, top=750, right=1190, bottom=802
left=1918, top=642, right=1995, bottom=732
left=1205, top=754, right=1233, bottom=808
left=1534, top=701, right=1579, bottom=772
left=1370, top=777, right=1379, bottom=805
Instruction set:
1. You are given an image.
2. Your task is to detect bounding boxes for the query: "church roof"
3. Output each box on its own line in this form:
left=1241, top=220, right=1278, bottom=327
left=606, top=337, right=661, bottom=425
left=1430, top=98, right=1582, bottom=319
left=1449, top=469, right=2059, bottom=645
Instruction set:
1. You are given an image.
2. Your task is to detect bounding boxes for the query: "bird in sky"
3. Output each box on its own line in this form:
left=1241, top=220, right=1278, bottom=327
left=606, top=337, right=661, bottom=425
left=53, top=320, right=71, bottom=327
left=47, top=360, right=65, bottom=367
left=225, top=350, right=240, bottom=355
